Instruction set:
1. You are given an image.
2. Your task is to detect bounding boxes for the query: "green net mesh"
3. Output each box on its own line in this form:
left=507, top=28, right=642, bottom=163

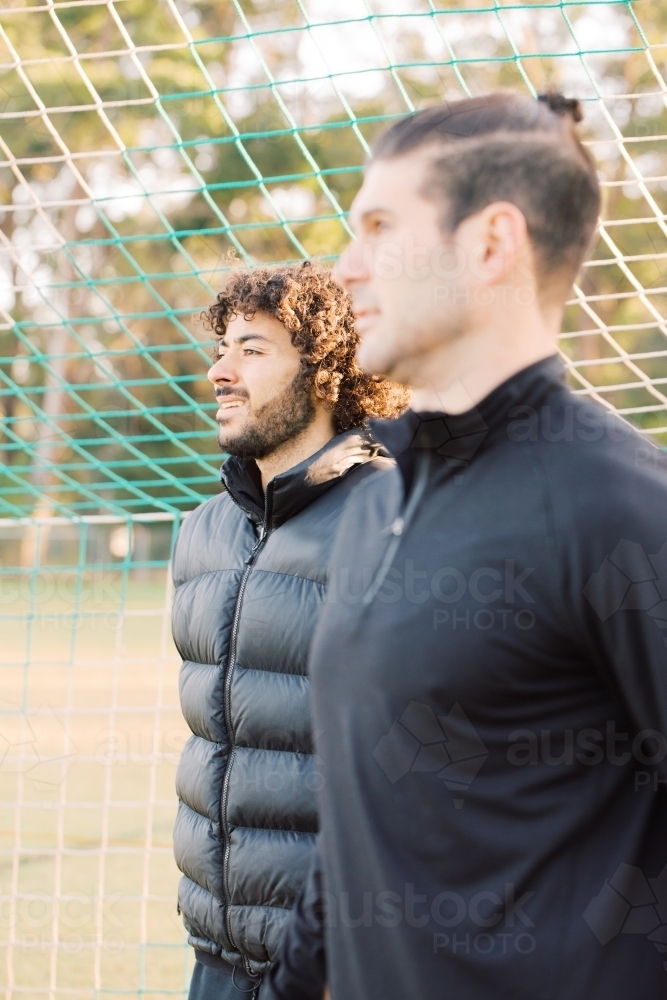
left=2, top=1, right=667, bottom=996
left=2, top=0, right=667, bottom=519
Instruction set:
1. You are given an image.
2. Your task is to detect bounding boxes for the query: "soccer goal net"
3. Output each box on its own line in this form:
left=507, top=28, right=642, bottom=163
left=1, top=0, right=666, bottom=995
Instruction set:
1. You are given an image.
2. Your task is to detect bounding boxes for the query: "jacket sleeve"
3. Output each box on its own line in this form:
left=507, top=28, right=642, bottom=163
left=262, top=848, right=326, bottom=1000
left=571, top=462, right=667, bottom=771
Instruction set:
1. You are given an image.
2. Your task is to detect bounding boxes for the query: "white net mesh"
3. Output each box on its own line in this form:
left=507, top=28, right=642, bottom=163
left=0, top=515, right=190, bottom=997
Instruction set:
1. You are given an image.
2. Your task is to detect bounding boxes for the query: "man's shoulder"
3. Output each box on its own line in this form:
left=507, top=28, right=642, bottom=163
left=179, top=489, right=242, bottom=537
left=342, top=455, right=396, bottom=490
left=304, top=453, right=398, bottom=519
left=338, top=456, right=400, bottom=503
left=172, top=490, right=251, bottom=585
left=528, top=385, right=667, bottom=535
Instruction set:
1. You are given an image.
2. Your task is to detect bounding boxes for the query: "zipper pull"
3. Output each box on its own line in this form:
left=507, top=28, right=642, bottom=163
left=245, top=523, right=267, bottom=565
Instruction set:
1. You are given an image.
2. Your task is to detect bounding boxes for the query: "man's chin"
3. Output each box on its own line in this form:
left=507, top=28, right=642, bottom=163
left=217, top=415, right=247, bottom=450
left=357, top=331, right=399, bottom=379
left=217, top=431, right=242, bottom=455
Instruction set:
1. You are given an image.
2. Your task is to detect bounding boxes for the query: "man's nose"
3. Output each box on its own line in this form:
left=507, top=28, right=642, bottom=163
left=334, top=239, right=371, bottom=289
left=207, top=355, right=237, bottom=385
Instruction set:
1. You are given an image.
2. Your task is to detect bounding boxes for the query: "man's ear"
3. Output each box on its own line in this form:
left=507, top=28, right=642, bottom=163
left=460, top=201, right=530, bottom=285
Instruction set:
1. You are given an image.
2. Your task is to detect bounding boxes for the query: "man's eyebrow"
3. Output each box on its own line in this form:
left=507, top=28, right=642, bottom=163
left=360, top=206, right=393, bottom=218
left=236, top=333, right=271, bottom=345
left=215, top=333, right=270, bottom=352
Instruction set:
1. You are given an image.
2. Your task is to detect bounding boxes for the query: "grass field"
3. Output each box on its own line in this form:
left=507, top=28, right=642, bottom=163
left=0, top=519, right=194, bottom=999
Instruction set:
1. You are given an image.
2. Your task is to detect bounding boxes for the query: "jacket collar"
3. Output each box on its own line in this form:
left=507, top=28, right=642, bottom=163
left=370, top=354, right=565, bottom=489
left=220, top=427, right=387, bottom=528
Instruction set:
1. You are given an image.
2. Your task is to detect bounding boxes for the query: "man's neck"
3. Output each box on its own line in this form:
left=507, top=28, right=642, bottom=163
left=409, top=301, right=561, bottom=414
left=255, top=411, right=336, bottom=490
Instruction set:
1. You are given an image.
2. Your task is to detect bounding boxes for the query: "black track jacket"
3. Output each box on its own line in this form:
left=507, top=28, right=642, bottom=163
left=266, top=356, right=667, bottom=1000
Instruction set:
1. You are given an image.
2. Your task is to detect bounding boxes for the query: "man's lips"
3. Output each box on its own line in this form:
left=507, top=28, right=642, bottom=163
left=215, top=396, right=247, bottom=416
left=353, top=309, right=380, bottom=329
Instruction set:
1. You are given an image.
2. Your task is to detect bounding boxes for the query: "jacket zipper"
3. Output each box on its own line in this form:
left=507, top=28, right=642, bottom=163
left=362, top=450, right=431, bottom=606
left=221, top=488, right=272, bottom=974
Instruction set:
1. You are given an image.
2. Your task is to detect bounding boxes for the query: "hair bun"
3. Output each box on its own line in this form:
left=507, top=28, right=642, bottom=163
left=537, top=91, right=583, bottom=124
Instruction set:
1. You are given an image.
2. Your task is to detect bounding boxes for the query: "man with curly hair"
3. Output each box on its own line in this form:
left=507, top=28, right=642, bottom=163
left=170, top=260, right=408, bottom=1000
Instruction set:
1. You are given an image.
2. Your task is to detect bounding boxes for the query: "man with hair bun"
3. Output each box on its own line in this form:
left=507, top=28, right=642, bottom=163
left=266, top=92, right=667, bottom=1000
left=171, top=261, right=408, bottom=999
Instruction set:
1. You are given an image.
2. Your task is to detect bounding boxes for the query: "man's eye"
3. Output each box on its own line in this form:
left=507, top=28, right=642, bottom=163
left=243, top=348, right=261, bottom=355
left=364, top=218, right=388, bottom=236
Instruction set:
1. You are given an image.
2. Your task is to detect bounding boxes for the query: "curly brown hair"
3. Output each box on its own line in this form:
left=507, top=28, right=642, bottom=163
left=205, top=260, right=410, bottom=433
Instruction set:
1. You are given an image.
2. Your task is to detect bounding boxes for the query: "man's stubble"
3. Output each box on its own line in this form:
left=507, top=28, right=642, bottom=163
left=217, top=368, right=316, bottom=459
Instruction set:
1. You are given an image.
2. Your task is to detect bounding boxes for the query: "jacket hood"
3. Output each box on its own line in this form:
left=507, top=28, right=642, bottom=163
left=220, top=427, right=389, bottom=528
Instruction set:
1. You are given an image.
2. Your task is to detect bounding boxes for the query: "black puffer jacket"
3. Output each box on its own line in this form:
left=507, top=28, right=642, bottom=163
left=172, top=429, right=390, bottom=979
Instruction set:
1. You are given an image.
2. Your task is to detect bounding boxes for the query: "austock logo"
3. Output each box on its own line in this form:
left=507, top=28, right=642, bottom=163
left=583, top=539, right=667, bottom=634
left=373, top=701, right=488, bottom=808
left=407, top=408, right=488, bottom=474
left=584, top=862, right=667, bottom=970
left=0, top=701, right=76, bottom=806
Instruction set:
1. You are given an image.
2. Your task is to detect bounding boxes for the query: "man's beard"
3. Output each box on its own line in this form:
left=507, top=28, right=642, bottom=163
left=216, top=369, right=316, bottom=460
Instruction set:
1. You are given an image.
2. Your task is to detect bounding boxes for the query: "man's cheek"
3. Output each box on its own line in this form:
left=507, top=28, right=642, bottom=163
left=375, top=242, right=402, bottom=281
